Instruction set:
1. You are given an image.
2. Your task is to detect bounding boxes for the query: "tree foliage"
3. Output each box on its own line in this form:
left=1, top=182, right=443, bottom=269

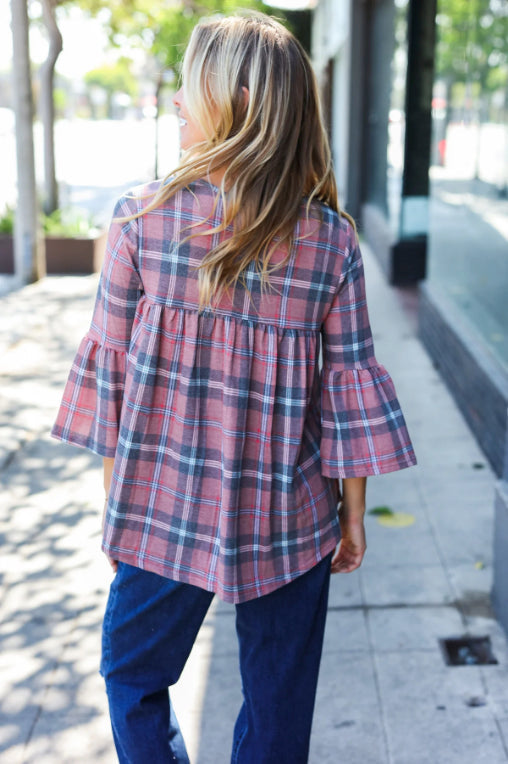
left=84, top=57, right=138, bottom=97
left=435, top=0, right=508, bottom=90
left=84, top=57, right=138, bottom=116
left=79, top=0, right=268, bottom=74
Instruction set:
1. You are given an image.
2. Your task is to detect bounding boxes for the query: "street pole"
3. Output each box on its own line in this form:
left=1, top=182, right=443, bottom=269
left=400, top=0, right=437, bottom=223
left=10, top=0, right=45, bottom=283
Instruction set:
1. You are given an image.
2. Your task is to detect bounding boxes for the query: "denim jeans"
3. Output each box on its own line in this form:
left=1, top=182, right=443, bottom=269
left=100, top=555, right=332, bottom=764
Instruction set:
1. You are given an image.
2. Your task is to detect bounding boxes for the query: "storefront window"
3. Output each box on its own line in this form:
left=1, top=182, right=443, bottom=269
left=428, top=0, right=508, bottom=369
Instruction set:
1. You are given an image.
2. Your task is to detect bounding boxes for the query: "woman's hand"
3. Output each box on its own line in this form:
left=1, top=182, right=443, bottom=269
left=331, top=476, right=367, bottom=574
left=331, top=514, right=366, bottom=573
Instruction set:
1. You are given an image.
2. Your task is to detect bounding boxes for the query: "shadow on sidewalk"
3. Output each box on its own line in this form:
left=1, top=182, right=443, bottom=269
left=0, top=434, right=114, bottom=761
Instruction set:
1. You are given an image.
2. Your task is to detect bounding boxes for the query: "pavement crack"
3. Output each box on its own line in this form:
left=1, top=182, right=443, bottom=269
left=24, top=703, right=44, bottom=755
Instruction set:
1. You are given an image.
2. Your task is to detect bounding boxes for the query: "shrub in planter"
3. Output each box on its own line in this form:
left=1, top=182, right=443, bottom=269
left=0, top=207, right=107, bottom=275
left=43, top=209, right=107, bottom=274
left=0, top=206, right=14, bottom=275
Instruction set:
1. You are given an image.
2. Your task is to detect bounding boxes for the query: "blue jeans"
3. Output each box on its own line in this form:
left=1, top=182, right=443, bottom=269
left=101, top=556, right=332, bottom=763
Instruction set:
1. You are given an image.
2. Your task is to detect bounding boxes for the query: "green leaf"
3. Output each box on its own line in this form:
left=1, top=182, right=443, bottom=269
left=42, top=208, right=99, bottom=237
left=0, top=205, right=15, bottom=235
left=368, top=506, right=394, bottom=516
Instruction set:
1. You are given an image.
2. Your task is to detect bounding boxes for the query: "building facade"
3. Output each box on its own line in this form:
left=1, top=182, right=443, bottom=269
left=312, top=0, right=508, bottom=632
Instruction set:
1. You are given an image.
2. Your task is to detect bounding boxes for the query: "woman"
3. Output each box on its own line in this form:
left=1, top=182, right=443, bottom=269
left=52, top=12, right=416, bottom=763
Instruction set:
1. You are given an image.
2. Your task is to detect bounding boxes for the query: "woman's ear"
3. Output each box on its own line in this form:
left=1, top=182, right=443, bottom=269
left=241, top=86, right=250, bottom=109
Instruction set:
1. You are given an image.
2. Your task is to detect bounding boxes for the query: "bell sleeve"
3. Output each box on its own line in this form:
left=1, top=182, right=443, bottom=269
left=51, top=195, right=142, bottom=457
left=320, top=232, right=417, bottom=478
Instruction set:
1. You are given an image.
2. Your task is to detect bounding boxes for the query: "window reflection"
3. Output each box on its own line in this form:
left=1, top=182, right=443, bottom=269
left=428, top=0, right=508, bottom=368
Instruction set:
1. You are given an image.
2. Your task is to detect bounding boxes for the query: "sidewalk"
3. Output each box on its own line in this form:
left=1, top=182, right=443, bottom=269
left=1, top=244, right=508, bottom=764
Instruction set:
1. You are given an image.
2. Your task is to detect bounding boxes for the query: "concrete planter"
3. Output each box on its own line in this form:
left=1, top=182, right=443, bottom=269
left=0, top=231, right=107, bottom=275
left=0, top=234, right=14, bottom=274
left=45, top=231, right=107, bottom=274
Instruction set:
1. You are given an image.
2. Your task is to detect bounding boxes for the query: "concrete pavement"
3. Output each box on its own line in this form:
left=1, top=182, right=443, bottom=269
left=1, top=243, right=508, bottom=763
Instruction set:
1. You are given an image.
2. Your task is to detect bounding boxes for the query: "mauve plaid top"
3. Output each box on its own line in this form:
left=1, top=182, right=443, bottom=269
left=52, top=179, right=416, bottom=602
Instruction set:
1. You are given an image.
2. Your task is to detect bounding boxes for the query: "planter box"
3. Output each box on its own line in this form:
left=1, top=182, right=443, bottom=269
left=0, top=235, right=14, bottom=274
left=45, top=231, right=107, bottom=274
left=0, top=231, right=107, bottom=275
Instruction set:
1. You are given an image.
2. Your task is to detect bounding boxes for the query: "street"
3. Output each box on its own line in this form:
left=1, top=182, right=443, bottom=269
left=0, top=115, right=180, bottom=225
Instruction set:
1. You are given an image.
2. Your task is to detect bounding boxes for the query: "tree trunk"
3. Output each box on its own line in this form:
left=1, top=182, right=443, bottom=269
left=154, top=71, right=163, bottom=179
left=10, top=0, right=45, bottom=283
left=40, top=0, right=63, bottom=215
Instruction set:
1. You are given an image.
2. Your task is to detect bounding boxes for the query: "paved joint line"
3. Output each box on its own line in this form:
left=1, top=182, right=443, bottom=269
left=24, top=703, right=44, bottom=757
left=364, top=615, right=393, bottom=764
left=492, top=714, right=508, bottom=761
left=359, top=570, right=393, bottom=764
left=327, top=600, right=492, bottom=614
left=413, top=463, right=479, bottom=632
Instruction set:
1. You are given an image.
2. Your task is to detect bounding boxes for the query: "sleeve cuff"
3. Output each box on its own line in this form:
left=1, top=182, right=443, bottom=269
left=320, top=364, right=417, bottom=477
left=51, top=336, right=126, bottom=457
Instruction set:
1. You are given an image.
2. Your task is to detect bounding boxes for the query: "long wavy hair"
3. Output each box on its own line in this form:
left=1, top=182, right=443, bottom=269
left=128, top=12, right=354, bottom=310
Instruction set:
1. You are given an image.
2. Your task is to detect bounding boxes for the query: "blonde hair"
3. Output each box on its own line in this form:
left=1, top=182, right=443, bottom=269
left=130, top=12, right=355, bottom=310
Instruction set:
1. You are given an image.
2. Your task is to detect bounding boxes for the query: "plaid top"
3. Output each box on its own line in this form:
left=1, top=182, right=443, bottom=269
left=52, top=179, right=416, bottom=602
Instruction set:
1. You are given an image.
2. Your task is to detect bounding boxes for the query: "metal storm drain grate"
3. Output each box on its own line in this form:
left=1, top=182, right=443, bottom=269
left=439, top=636, right=498, bottom=666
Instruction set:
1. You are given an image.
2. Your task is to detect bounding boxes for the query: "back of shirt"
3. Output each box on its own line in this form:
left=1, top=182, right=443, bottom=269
left=51, top=179, right=416, bottom=602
